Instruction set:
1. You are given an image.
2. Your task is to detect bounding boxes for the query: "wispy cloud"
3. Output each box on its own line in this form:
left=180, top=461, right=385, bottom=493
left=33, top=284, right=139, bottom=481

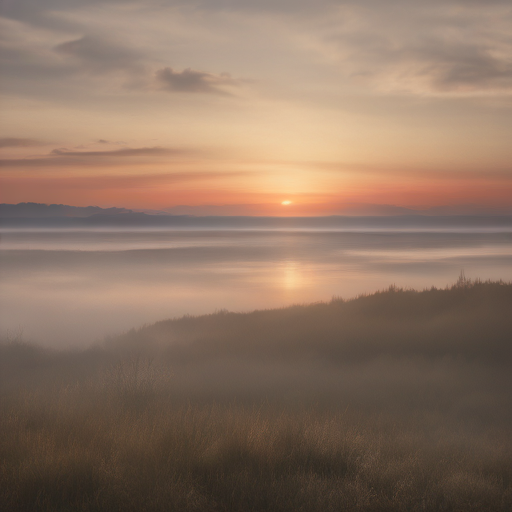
left=2, top=1, right=511, bottom=98
left=156, top=67, right=240, bottom=95
left=304, top=160, right=512, bottom=181
left=0, top=146, right=200, bottom=168
left=0, top=171, right=251, bottom=190
left=304, top=1, right=512, bottom=96
left=53, top=35, right=144, bottom=73
left=50, top=147, right=180, bottom=158
left=0, top=138, right=45, bottom=148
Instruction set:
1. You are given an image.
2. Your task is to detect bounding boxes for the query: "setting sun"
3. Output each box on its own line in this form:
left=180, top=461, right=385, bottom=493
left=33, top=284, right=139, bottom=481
left=281, top=200, right=292, bottom=205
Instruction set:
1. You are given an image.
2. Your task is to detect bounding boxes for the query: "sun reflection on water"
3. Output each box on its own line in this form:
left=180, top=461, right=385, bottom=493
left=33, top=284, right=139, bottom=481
left=283, top=261, right=300, bottom=290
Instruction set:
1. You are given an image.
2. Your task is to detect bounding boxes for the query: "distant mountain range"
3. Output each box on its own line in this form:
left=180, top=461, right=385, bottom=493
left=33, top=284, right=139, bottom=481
left=164, top=203, right=512, bottom=217
left=2, top=201, right=512, bottom=219
left=0, top=203, right=133, bottom=218
left=1, top=202, right=512, bottom=230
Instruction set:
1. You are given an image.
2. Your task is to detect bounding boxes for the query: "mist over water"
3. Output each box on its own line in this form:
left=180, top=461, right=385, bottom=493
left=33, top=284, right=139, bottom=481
left=1, top=225, right=511, bottom=347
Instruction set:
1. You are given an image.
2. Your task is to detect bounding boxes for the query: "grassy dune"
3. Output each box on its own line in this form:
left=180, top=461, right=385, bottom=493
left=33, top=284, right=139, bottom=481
left=1, top=280, right=512, bottom=511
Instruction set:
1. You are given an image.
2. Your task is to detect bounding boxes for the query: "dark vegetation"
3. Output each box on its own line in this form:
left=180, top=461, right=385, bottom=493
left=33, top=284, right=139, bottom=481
left=1, top=279, right=512, bottom=511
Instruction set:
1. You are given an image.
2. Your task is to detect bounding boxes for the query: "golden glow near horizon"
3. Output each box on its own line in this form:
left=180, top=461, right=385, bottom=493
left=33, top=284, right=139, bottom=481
left=0, top=1, right=511, bottom=214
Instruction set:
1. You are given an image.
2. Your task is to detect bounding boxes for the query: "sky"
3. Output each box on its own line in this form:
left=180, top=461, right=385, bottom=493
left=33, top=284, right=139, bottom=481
left=1, top=0, right=511, bottom=216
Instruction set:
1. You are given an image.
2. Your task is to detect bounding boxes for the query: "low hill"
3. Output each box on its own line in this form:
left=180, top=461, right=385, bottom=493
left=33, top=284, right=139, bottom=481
left=2, top=280, right=511, bottom=415
left=2, top=280, right=511, bottom=511
left=112, top=279, right=512, bottom=365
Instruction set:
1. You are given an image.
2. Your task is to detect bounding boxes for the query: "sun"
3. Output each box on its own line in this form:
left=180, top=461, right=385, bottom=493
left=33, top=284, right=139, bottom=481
left=281, top=200, right=292, bottom=205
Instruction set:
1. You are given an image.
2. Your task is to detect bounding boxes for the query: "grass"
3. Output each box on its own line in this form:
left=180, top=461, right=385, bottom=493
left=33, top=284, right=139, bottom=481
left=1, top=279, right=512, bottom=511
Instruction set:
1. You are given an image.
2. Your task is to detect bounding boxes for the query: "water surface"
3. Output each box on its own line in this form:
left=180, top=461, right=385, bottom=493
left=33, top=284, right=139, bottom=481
left=1, top=226, right=511, bottom=347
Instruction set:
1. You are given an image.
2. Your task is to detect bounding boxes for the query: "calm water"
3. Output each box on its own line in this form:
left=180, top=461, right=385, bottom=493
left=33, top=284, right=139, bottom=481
left=1, top=227, right=511, bottom=347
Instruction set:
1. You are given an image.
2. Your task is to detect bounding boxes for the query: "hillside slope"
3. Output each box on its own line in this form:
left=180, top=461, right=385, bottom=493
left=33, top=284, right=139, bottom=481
left=112, top=280, right=512, bottom=364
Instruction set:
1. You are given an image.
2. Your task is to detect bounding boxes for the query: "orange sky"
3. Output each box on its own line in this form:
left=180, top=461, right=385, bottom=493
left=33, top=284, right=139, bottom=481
left=1, top=0, right=512, bottom=215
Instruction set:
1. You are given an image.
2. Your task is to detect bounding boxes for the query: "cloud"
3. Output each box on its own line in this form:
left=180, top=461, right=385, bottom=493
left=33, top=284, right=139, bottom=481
left=1, top=0, right=511, bottom=103
left=413, top=44, right=512, bottom=93
left=305, top=1, right=512, bottom=96
left=0, top=171, right=251, bottom=190
left=0, top=146, right=199, bottom=168
left=49, top=146, right=180, bottom=157
left=346, top=37, right=512, bottom=95
left=0, top=138, right=44, bottom=148
left=305, top=160, right=512, bottom=181
left=0, top=13, right=237, bottom=96
left=53, top=35, right=144, bottom=73
left=0, top=17, right=147, bottom=93
left=156, top=67, right=240, bottom=95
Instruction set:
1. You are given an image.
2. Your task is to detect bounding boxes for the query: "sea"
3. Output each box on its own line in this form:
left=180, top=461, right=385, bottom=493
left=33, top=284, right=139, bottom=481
left=1, top=216, right=511, bottom=347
